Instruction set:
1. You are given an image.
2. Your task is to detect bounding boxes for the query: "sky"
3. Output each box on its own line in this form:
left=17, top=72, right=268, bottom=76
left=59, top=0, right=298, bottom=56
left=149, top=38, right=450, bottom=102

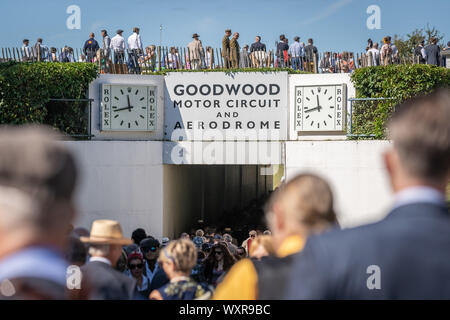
left=0, top=0, right=448, bottom=54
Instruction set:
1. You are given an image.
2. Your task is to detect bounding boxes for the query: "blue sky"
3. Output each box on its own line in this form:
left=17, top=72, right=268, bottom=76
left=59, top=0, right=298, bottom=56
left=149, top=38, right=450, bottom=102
left=0, top=0, right=448, bottom=53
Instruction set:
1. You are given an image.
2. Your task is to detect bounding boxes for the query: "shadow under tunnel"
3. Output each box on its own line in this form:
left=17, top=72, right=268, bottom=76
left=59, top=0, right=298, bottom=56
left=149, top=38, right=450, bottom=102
left=163, top=165, right=283, bottom=242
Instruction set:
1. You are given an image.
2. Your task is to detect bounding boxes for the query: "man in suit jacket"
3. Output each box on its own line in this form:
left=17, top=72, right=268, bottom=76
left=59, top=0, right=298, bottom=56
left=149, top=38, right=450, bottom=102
left=230, top=32, right=240, bottom=69
left=425, top=37, right=441, bottom=66
left=187, top=33, right=204, bottom=70
left=222, top=29, right=232, bottom=69
left=285, top=89, right=450, bottom=300
left=81, top=220, right=136, bottom=300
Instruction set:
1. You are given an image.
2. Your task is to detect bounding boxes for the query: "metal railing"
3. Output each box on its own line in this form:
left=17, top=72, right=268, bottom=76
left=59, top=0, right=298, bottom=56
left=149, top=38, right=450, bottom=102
left=47, top=98, right=94, bottom=139
left=347, top=97, right=395, bottom=138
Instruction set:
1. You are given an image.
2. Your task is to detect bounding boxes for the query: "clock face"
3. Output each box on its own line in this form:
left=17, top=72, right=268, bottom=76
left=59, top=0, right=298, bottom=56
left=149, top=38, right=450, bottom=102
left=294, top=84, right=346, bottom=132
left=101, top=84, right=157, bottom=132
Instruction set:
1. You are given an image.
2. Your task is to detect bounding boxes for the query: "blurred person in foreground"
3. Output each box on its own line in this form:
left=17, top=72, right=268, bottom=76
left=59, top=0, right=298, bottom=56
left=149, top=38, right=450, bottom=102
left=149, top=239, right=210, bottom=300
left=286, top=89, right=450, bottom=299
left=80, top=220, right=136, bottom=300
left=214, top=173, right=338, bottom=300
left=0, top=126, right=78, bottom=300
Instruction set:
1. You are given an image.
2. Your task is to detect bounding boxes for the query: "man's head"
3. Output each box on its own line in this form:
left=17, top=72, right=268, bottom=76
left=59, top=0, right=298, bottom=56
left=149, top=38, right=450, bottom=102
left=37, top=38, right=43, bottom=44
left=140, top=238, right=160, bottom=261
left=419, top=39, right=425, bottom=46
left=233, top=32, right=239, bottom=39
left=0, top=126, right=78, bottom=255
left=195, top=229, right=204, bottom=237
left=133, top=27, right=140, bottom=34
left=243, top=44, right=249, bottom=51
left=284, top=38, right=289, bottom=44
left=430, top=37, right=438, bottom=45
left=265, top=173, right=338, bottom=249
left=294, top=36, right=300, bottom=42
left=89, top=32, right=95, bottom=39
left=131, top=228, right=147, bottom=245
left=279, top=35, right=285, bottom=41
left=384, top=89, right=450, bottom=193
left=447, top=41, right=450, bottom=48
left=192, top=33, right=200, bottom=39
left=255, top=36, right=261, bottom=43
left=23, top=39, right=29, bottom=46
left=225, top=29, right=232, bottom=36
left=101, top=30, right=107, bottom=37
left=88, top=244, right=123, bottom=267
left=373, top=42, right=379, bottom=49
left=249, top=230, right=257, bottom=239
left=117, top=29, right=124, bottom=36
left=308, top=38, right=313, bottom=45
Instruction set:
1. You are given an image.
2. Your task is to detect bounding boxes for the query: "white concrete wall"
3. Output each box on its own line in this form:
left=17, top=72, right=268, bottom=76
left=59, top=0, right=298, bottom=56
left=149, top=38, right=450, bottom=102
left=65, top=141, right=164, bottom=240
left=285, top=141, right=393, bottom=228
left=65, top=140, right=394, bottom=241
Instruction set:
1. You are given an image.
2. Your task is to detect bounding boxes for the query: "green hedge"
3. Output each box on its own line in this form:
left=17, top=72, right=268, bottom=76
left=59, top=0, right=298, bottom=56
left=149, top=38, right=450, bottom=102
left=351, top=64, right=450, bottom=138
left=0, top=61, right=98, bottom=135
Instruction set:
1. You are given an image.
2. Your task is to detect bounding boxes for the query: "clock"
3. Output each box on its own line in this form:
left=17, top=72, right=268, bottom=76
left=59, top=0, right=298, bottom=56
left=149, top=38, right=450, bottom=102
left=294, top=84, right=346, bottom=132
left=101, top=84, right=157, bottom=132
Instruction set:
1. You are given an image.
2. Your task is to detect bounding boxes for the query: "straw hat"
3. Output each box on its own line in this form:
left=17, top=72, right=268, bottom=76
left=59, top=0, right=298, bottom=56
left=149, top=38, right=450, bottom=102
left=81, top=220, right=132, bottom=245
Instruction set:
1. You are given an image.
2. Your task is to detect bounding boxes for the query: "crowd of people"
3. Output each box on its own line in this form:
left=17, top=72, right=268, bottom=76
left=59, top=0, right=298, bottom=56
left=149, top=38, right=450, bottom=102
left=358, top=36, right=448, bottom=67
left=16, top=29, right=450, bottom=75
left=0, top=87, right=449, bottom=300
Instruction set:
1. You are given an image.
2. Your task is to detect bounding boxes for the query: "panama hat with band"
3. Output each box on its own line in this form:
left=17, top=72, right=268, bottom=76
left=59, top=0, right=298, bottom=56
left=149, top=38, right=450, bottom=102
left=81, top=220, right=133, bottom=245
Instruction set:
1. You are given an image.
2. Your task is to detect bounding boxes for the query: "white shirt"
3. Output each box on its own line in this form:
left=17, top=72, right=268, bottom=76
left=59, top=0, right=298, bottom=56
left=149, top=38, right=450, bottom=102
left=368, top=48, right=380, bottom=65
left=110, top=34, right=125, bottom=52
left=128, top=32, right=143, bottom=51
left=393, top=186, right=446, bottom=210
left=90, top=256, right=112, bottom=266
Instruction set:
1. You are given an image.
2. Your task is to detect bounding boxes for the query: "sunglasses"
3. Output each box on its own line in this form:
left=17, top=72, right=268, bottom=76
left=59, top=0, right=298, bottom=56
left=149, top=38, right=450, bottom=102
left=129, top=263, right=144, bottom=270
left=250, top=235, right=256, bottom=238
left=237, top=251, right=245, bottom=256
left=143, top=247, right=157, bottom=252
left=215, top=251, right=223, bottom=255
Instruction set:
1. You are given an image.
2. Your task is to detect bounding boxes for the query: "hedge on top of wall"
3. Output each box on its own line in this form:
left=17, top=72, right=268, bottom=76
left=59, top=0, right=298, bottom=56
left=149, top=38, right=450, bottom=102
left=350, top=64, right=450, bottom=138
left=0, top=61, right=98, bottom=136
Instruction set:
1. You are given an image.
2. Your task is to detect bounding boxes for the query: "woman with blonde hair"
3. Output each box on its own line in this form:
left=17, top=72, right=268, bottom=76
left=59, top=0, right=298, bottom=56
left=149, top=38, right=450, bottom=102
left=149, top=239, right=209, bottom=300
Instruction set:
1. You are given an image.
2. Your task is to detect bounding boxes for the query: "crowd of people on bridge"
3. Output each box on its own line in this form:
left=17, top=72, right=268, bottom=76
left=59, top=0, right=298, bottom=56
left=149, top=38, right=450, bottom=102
left=0, top=87, right=449, bottom=300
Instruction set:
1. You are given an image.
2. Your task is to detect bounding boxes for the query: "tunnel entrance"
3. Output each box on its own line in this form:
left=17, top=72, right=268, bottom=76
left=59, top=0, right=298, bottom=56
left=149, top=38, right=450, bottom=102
left=163, top=165, right=284, bottom=241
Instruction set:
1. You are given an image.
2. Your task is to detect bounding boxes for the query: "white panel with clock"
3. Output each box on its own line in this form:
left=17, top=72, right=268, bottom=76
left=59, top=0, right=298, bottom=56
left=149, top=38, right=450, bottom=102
left=294, top=84, right=346, bottom=132
left=101, top=84, right=157, bottom=132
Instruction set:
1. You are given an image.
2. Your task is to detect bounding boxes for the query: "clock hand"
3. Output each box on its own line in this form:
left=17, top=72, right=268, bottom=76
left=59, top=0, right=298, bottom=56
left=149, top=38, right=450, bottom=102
left=127, top=95, right=131, bottom=108
left=316, top=95, right=322, bottom=112
left=114, top=106, right=134, bottom=112
left=305, top=106, right=321, bottom=113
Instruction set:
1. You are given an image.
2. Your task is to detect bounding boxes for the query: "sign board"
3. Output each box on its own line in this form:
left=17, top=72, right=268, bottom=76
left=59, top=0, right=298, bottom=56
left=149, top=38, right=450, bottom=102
left=164, top=72, right=288, bottom=141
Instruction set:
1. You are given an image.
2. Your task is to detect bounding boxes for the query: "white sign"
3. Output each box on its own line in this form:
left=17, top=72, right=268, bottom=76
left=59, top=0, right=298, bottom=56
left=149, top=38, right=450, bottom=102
left=164, top=72, right=288, bottom=141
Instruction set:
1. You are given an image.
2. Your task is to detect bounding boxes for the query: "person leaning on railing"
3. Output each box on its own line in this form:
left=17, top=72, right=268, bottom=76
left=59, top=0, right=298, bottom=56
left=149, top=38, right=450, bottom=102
left=139, top=45, right=157, bottom=72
